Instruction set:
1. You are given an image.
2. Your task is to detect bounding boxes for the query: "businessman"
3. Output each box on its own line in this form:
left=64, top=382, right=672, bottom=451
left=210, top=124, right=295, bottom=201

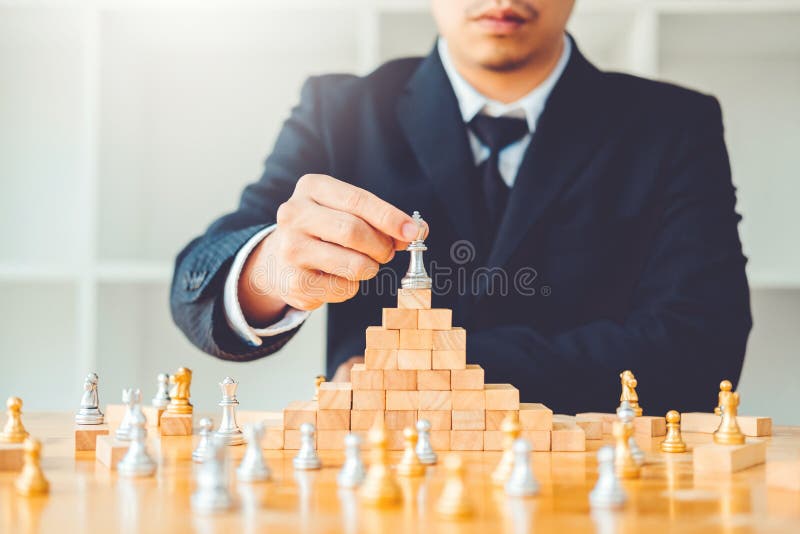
left=171, top=0, right=751, bottom=414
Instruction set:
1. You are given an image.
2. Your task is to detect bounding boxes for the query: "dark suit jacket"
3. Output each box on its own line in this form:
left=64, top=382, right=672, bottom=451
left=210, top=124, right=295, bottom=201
left=170, top=38, right=751, bottom=415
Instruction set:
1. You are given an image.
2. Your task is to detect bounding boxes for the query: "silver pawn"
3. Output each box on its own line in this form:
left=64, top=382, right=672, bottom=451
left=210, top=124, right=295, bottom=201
left=117, top=418, right=156, bottom=477
left=151, top=373, right=171, bottom=408
left=415, top=419, right=437, bottom=465
left=116, top=388, right=145, bottom=441
left=589, top=446, right=627, bottom=509
left=505, top=438, right=539, bottom=497
left=236, top=422, right=271, bottom=482
left=293, top=422, right=321, bottom=470
left=215, top=377, right=243, bottom=446
left=617, top=400, right=645, bottom=465
left=75, top=372, right=104, bottom=425
left=400, top=211, right=432, bottom=289
left=192, top=417, right=214, bottom=463
left=337, top=433, right=366, bottom=488
left=191, top=435, right=234, bottom=513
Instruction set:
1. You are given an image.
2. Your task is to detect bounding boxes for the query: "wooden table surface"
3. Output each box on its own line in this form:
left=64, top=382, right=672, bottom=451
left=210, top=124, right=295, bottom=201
left=2, top=412, right=799, bottom=533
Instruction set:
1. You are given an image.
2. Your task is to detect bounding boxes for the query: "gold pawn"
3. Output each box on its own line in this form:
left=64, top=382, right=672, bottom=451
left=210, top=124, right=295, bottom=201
left=613, top=419, right=640, bottom=479
left=660, top=410, right=687, bottom=453
left=396, top=426, right=425, bottom=477
left=491, top=412, right=520, bottom=486
left=436, top=454, right=474, bottom=519
left=0, top=396, right=29, bottom=443
left=359, top=418, right=401, bottom=507
left=713, top=380, right=745, bottom=445
left=312, top=375, right=326, bottom=402
left=619, top=370, right=643, bottom=417
left=15, top=438, right=49, bottom=496
left=166, top=367, right=193, bottom=415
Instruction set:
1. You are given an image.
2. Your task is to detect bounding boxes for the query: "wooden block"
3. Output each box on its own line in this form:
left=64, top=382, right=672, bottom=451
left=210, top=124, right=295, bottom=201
left=387, top=430, right=406, bottom=450
left=767, top=458, right=800, bottom=491
left=418, top=390, right=452, bottom=411
left=432, top=328, right=466, bottom=350
left=384, top=369, right=417, bottom=390
left=399, top=329, right=433, bottom=350
left=364, top=349, right=398, bottom=370
left=521, top=430, right=552, bottom=451
left=681, top=412, right=772, bottom=437
left=141, top=405, right=164, bottom=427
left=318, top=430, right=349, bottom=450
left=284, top=429, right=315, bottom=450
left=452, top=410, right=485, bottom=430
left=317, top=409, right=350, bottom=430
left=0, top=443, right=25, bottom=471
left=452, top=390, right=485, bottom=410
left=397, top=288, right=431, bottom=310
left=451, top=430, right=483, bottom=451
left=160, top=413, right=193, bottom=436
left=382, top=308, right=418, bottom=330
left=417, top=309, right=452, bottom=330
left=432, top=350, right=466, bottom=370
left=237, top=410, right=282, bottom=427
left=318, top=382, right=352, bottom=410
left=350, top=364, right=383, bottom=390
left=386, top=390, right=419, bottom=411
left=417, top=410, right=451, bottom=430
left=430, top=430, right=451, bottom=451
left=384, top=410, right=416, bottom=430
left=74, top=424, right=110, bottom=452
left=352, top=390, right=385, bottom=411
left=484, top=431, right=504, bottom=451
left=634, top=415, right=666, bottom=437
left=417, top=369, right=450, bottom=390
left=551, top=420, right=586, bottom=452
left=95, top=436, right=130, bottom=469
left=519, top=403, right=554, bottom=431
left=693, top=440, right=766, bottom=473
left=262, top=425, right=284, bottom=449
left=554, top=414, right=601, bottom=440
left=397, top=349, right=432, bottom=370
left=484, top=384, right=520, bottom=410
left=451, top=364, right=484, bottom=390
left=576, top=412, right=616, bottom=434
left=351, top=410, right=384, bottom=430
left=486, top=410, right=517, bottom=431
left=283, top=400, right=318, bottom=429
left=365, top=326, right=399, bottom=350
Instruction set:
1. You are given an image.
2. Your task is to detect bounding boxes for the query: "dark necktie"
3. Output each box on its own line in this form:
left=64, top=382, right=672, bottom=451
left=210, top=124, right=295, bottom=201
left=468, top=115, right=529, bottom=242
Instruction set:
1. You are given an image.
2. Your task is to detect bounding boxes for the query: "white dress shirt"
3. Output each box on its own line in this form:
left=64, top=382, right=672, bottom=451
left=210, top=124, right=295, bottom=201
left=223, top=34, right=572, bottom=347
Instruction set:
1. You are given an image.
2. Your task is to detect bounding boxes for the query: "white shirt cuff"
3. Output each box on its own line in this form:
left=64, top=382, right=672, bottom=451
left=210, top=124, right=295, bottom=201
left=223, top=224, right=311, bottom=347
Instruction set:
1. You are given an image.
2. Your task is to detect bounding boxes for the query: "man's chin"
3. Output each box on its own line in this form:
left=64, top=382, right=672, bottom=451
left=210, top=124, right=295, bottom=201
left=474, top=48, right=535, bottom=72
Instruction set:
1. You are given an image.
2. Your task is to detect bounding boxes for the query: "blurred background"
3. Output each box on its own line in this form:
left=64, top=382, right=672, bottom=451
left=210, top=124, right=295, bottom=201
left=1, top=0, right=798, bottom=422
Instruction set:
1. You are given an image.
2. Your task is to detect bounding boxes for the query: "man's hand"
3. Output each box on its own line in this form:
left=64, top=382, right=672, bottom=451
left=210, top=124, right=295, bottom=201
left=332, top=356, right=364, bottom=382
left=238, top=174, right=422, bottom=325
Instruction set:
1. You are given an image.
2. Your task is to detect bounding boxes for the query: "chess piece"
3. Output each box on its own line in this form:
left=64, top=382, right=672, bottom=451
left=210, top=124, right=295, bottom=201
left=0, top=396, right=29, bottom=443
left=193, top=417, right=214, bottom=462
left=612, top=418, right=640, bottom=479
left=714, top=380, right=746, bottom=445
left=396, top=426, right=425, bottom=477
left=215, top=377, right=243, bottom=446
left=436, top=454, right=474, bottom=518
left=505, top=438, right=539, bottom=497
left=118, top=419, right=156, bottom=477
left=151, top=373, right=171, bottom=408
left=167, top=367, right=193, bottom=415
left=293, top=423, right=321, bottom=470
left=589, top=446, right=626, bottom=509
left=191, top=435, right=234, bottom=513
left=75, top=372, right=104, bottom=425
left=661, top=410, right=688, bottom=453
left=14, top=438, right=49, bottom=497
left=116, top=388, right=145, bottom=441
left=401, top=211, right=432, bottom=289
left=415, top=419, right=437, bottom=465
left=492, top=412, right=521, bottom=486
left=236, top=422, right=271, bottom=482
left=360, top=419, right=401, bottom=506
left=619, top=370, right=642, bottom=416
left=312, top=375, right=326, bottom=402
left=616, top=401, right=644, bottom=465
left=337, top=433, right=366, bottom=489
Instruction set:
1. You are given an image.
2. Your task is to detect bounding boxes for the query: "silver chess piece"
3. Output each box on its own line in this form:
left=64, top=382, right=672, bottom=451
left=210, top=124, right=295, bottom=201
left=337, top=433, right=366, bottom=488
left=617, top=400, right=645, bottom=465
left=117, top=418, right=156, bottom=477
left=193, top=417, right=214, bottom=463
left=504, top=438, right=539, bottom=497
left=589, top=446, right=627, bottom=509
left=75, top=372, right=104, bottom=425
left=415, top=419, right=437, bottom=465
left=151, top=372, right=171, bottom=408
left=293, top=422, right=321, bottom=470
left=191, top=435, right=234, bottom=513
left=116, top=388, right=145, bottom=441
left=215, top=377, right=243, bottom=446
left=236, top=422, right=271, bottom=482
left=401, top=211, right=432, bottom=290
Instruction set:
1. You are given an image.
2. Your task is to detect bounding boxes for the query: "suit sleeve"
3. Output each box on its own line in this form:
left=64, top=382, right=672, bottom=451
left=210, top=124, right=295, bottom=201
left=467, top=96, right=752, bottom=411
left=170, top=77, right=330, bottom=361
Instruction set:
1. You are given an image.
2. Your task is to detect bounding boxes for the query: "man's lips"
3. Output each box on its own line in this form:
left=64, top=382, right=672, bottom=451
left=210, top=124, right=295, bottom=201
left=473, top=8, right=528, bottom=34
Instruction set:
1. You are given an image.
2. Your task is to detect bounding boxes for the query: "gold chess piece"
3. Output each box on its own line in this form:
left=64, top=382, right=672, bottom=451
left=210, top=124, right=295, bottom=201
left=619, top=370, right=643, bottom=417
left=0, top=396, right=29, bottom=443
left=167, top=367, right=193, bottom=415
left=613, top=419, right=640, bottom=479
left=396, top=426, right=425, bottom=477
left=15, top=438, right=50, bottom=496
left=660, top=410, right=687, bottom=453
left=491, top=412, right=521, bottom=486
left=312, top=375, right=326, bottom=402
left=436, top=454, right=474, bottom=519
left=713, top=380, right=745, bottom=445
left=360, top=418, right=401, bottom=506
